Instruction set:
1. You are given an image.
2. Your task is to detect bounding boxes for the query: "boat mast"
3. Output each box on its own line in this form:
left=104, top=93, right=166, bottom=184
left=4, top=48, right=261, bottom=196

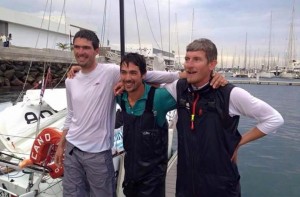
left=286, top=0, right=296, bottom=66
left=257, top=49, right=260, bottom=70
left=190, top=8, right=194, bottom=42
left=119, top=0, right=125, bottom=57
left=157, top=0, right=163, bottom=51
left=267, top=11, right=272, bottom=71
left=100, top=0, right=108, bottom=47
left=133, top=0, right=142, bottom=53
left=220, top=47, right=223, bottom=70
left=244, top=32, right=248, bottom=70
left=168, top=0, right=171, bottom=66
left=175, top=13, right=181, bottom=65
left=253, top=49, right=256, bottom=70
left=232, top=47, right=236, bottom=69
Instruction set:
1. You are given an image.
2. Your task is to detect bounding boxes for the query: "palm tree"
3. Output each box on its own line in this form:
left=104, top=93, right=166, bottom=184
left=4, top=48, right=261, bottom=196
left=56, top=42, right=69, bottom=51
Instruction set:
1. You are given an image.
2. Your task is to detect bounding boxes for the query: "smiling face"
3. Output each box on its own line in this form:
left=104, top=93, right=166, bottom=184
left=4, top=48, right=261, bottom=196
left=73, top=37, right=99, bottom=72
left=120, top=62, right=145, bottom=93
left=184, top=50, right=216, bottom=87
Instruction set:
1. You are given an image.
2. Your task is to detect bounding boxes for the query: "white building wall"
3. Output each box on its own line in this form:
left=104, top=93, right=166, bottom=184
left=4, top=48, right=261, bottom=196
left=8, top=23, right=71, bottom=49
left=0, top=6, right=96, bottom=49
left=0, top=6, right=69, bottom=35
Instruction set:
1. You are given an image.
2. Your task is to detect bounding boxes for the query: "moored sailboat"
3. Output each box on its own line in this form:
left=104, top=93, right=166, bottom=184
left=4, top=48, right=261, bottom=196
left=280, top=0, right=299, bottom=79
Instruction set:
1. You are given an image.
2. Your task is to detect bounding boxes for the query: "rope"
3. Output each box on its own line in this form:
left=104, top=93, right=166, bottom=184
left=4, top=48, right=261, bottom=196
left=45, top=0, right=53, bottom=50
left=142, top=0, right=161, bottom=50
left=100, top=0, right=108, bottom=47
left=0, top=151, right=26, bottom=160
left=15, top=0, right=50, bottom=104
left=133, top=0, right=141, bottom=52
left=106, top=1, right=112, bottom=46
left=51, top=0, right=68, bottom=49
left=1, top=151, right=29, bottom=157
left=168, top=0, right=171, bottom=62
left=53, top=62, right=73, bottom=89
left=37, top=179, right=62, bottom=195
left=35, top=64, right=50, bottom=137
left=175, top=14, right=181, bottom=65
left=157, top=0, right=163, bottom=51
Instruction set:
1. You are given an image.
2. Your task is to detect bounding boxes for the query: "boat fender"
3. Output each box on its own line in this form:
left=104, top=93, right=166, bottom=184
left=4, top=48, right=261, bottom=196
left=47, top=162, right=64, bottom=178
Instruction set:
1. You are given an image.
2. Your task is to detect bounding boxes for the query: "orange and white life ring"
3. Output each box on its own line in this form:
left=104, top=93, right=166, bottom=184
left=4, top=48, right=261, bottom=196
left=19, top=127, right=64, bottom=179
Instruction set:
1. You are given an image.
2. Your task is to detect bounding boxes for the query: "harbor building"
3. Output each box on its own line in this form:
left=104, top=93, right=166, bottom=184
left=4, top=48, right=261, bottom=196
left=109, top=43, right=176, bottom=70
left=0, top=6, right=96, bottom=50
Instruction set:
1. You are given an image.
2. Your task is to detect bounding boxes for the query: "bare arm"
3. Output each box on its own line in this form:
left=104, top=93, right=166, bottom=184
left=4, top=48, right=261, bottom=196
left=231, top=127, right=266, bottom=162
left=54, top=81, right=72, bottom=166
left=54, top=129, right=68, bottom=167
left=239, top=127, right=266, bottom=146
left=229, top=87, right=284, bottom=162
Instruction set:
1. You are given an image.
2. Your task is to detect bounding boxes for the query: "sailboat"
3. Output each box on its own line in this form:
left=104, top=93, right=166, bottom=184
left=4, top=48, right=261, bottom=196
left=280, top=0, right=299, bottom=79
left=258, top=11, right=276, bottom=78
left=233, top=33, right=248, bottom=78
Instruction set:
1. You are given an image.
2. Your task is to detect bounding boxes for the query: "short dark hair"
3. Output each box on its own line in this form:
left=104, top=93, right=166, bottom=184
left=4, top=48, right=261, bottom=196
left=120, top=53, right=147, bottom=75
left=73, top=29, right=99, bottom=49
left=186, top=38, right=218, bottom=63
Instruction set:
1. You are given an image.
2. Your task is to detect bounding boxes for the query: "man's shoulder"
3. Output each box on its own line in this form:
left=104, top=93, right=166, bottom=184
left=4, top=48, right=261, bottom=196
left=176, top=78, right=188, bottom=89
left=97, top=63, right=119, bottom=70
left=154, top=86, right=172, bottom=96
left=95, top=63, right=119, bottom=76
left=65, top=77, right=72, bottom=84
left=218, top=83, right=236, bottom=94
left=145, top=84, right=170, bottom=95
left=65, top=76, right=78, bottom=87
left=153, top=86, right=176, bottom=105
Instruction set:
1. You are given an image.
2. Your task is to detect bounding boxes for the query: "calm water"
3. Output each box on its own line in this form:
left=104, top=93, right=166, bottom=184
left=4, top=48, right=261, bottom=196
left=1, top=79, right=300, bottom=197
left=236, top=83, right=300, bottom=197
left=0, top=87, right=23, bottom=104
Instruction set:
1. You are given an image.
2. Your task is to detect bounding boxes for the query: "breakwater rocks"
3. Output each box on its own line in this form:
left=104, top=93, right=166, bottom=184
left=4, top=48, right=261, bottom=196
left=0, top=60, right=70, bottom=88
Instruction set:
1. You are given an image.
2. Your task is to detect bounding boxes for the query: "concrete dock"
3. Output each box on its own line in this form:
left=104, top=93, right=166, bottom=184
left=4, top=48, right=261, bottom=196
left=229, top=79, right=300, bottom=86
left=0, top=46, right=76, bottom=63
left=166, top=152, right=178, bottom=197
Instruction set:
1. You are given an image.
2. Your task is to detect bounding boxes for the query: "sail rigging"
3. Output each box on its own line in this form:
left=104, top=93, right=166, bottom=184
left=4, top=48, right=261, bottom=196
left=286, top=0, right=296, bottom=66
left=267, top=11, right=272, bottom=71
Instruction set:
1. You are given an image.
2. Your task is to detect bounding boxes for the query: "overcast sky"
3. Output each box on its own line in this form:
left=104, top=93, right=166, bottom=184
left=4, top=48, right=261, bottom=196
left=0, top=0, right=299, bottom=65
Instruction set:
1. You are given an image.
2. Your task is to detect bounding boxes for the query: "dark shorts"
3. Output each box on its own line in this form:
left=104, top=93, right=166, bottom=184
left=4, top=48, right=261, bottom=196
left=63, top=142, right=116, bottom=197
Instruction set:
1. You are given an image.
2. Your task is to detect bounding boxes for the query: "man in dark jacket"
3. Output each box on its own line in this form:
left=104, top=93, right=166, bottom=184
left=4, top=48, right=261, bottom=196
left=116, top=53, right=176, bottom=197
left=161, top=38, right=283, bottom=197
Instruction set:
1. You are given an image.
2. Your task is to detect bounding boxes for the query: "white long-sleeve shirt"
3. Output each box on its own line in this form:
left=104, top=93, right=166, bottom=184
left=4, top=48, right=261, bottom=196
left=64, top=63, right=179, bottom=152
left=164, top=81, right=284, bottom=134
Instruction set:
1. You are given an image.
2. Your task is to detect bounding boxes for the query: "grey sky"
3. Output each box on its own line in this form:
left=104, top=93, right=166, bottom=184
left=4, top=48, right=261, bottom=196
left=0, top=0, right=299, bottom=65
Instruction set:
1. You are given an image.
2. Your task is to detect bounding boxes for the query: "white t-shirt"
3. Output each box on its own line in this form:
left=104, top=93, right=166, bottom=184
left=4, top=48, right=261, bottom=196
left=164, top=80, right=284, bottom=134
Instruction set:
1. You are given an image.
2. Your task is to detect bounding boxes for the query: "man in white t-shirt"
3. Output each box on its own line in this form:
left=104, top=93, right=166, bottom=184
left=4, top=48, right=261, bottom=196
left=54, top=29, right=186, bottom=197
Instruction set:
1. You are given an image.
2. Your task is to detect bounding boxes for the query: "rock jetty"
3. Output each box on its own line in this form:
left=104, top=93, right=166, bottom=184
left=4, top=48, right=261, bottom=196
left=0, top=60, right=69, bottom=88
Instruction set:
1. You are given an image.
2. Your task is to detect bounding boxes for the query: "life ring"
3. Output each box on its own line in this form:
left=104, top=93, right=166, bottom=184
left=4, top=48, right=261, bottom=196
left=19, top=127, right=64, bottom=179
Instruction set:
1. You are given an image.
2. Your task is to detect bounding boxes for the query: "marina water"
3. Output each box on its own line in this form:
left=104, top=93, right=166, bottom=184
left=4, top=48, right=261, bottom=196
left=0, top=79, right=299, bottom=197
left=235, top=82, right=300, bottom=197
